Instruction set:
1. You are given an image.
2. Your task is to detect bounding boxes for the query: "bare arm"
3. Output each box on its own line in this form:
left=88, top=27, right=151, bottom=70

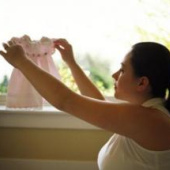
left=0, top=43, right=166, bottom=143
left=54, top=39, right=105, bottom=100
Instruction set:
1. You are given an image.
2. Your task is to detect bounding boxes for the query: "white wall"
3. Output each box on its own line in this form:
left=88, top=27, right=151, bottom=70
left=0, top=159, right=98, bottom=170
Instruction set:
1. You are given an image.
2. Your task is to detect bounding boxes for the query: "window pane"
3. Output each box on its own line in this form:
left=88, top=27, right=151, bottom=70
left=0, top=0, right=170, bottom=94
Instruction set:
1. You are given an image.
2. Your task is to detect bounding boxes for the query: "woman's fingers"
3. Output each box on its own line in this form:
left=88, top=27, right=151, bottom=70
left=8, top=40, right=15, bottom=46
left=2, top=43, right=9, bottom=51
left=54, top=38, right=68, bottom=43
left=0, top=51, right=6, bottom=57
left=54, top=38, right=70, bottom=48
left=2, top=41, right=17, bottom=52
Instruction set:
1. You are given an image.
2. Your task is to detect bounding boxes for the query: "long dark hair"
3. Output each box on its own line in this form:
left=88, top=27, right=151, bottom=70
left=131, top=42, right=170, bottom=111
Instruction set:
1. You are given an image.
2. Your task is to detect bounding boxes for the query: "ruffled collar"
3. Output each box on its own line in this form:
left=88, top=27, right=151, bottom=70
left=10, top=35, right=56, bottom=57
left=142, top=98, right=170, bottom=117
left=142, top=98, right=165, bottom=107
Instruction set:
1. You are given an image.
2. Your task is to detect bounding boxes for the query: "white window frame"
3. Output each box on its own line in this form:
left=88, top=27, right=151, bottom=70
left=0, top=94, right=120, bottom=130
left=0, top=107, right=100, bottom=130
left=0, top=94, right=99, bottom=130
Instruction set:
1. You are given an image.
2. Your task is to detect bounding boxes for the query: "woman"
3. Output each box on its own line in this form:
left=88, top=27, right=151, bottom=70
left=0, top=39, right=170, bottom=169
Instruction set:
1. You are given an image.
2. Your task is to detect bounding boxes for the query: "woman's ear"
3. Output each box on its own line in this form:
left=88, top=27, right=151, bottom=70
left=137, top=76, right=150, bottom=92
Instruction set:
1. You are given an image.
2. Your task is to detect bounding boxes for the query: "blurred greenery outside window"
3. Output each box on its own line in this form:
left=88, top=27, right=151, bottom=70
left=55, top=0, right=170, bottom=96
left=1, top=0, right=170, bottom=97
left=0, top=75, right=8, bottom=94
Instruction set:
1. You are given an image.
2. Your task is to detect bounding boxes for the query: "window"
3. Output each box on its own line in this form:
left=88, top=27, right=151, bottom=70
left=0, top=0, right=170, bottom=97
left=0, top=0, right=170, bottom=129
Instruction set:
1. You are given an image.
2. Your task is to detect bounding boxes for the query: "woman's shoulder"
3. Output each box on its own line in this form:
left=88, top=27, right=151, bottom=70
left=131, top=107, right=170, bottom=151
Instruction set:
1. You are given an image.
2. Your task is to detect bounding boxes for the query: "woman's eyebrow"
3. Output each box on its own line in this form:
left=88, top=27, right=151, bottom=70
left=121, top=62, right=125, bottom=67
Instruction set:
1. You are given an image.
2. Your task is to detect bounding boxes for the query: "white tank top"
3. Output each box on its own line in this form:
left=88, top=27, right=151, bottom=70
left=98, top=98, right=170, bottom=170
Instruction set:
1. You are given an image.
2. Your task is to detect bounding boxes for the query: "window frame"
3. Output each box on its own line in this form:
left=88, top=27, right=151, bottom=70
left=0, top=105, right=100, bottom=130
left=0, top=94, right=100, bottom=130
left=0, top=94, right=119, bottom=130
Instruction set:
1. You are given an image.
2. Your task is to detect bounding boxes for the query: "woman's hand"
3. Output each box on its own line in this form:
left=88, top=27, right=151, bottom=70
left=54, top=39, right=76, bottom=66
left=0, top=42, right=28, bottom=68
left=54, top=38, right=105, bottom=100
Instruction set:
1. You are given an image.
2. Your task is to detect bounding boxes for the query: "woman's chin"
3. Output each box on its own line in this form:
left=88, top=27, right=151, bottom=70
left=114, top=94, right=126, bottom=102
left=114, top=93, right=119, bottom=99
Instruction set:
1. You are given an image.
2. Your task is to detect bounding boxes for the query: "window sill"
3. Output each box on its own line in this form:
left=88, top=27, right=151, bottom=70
left=0, top=106, right=99, bottom=130
left=0, top=95, right=123, bottom=130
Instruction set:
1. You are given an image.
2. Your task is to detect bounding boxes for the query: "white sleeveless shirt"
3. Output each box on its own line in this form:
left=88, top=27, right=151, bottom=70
left=98, top=98, right=170, bottom=170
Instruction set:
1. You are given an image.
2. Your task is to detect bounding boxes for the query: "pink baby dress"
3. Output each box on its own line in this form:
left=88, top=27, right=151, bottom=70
left=6, top=35, right=60, bottom=109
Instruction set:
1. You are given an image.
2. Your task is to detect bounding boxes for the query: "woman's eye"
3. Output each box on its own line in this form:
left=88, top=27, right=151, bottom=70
left=120, top=68, right=124, bottom=73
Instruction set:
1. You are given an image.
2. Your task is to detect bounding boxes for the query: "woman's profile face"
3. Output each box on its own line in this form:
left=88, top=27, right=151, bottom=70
left=112, top=52, right=140, bottom=103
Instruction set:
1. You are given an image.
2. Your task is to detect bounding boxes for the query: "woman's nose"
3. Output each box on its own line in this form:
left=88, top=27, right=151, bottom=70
left=112, top=70, right=120, bottom=80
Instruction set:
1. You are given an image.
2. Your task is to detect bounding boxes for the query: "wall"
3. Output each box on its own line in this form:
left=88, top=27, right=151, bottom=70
left=0, top=127, right=112, bottom=161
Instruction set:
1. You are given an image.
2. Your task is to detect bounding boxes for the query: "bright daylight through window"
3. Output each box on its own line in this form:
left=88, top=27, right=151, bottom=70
left=0, top=0, right=170, bottom=98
